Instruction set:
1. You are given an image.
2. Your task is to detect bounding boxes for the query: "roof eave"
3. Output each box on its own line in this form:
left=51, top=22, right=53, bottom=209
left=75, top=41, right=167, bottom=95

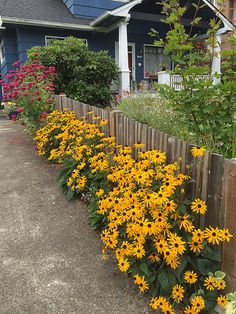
left=91, top=0, right=142, bottom=27
left=1, top=16, right=107, bottom=32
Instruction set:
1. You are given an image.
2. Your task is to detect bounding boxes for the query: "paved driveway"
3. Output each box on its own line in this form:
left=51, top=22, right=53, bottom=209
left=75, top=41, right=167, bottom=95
left=0, top=117, right=151, bottom=314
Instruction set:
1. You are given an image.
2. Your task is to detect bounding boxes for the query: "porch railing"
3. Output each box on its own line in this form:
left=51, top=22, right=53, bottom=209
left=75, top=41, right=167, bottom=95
left=158, top=72, right=212, bottom=91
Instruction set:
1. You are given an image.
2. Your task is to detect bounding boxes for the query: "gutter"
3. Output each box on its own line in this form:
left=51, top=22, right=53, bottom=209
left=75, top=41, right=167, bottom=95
left=1, top=16, right=107, bottom=32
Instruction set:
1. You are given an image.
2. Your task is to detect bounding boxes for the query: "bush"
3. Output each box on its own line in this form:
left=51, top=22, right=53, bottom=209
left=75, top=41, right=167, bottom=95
left=27, top=37, right=118, bottom=108
left=35, top=109, right=233, bottom=313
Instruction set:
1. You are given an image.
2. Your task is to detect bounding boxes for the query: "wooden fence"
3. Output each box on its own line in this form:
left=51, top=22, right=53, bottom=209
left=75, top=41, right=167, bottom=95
left=55, top=94, right=236, bottom=291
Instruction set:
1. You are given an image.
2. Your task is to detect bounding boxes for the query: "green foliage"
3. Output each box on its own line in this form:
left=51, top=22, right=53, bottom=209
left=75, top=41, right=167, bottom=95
left=118, top=93, right=192, bottom=141
left=153, top=0, right=236, bottom=158
left=27, top=37, right=118, bottom=107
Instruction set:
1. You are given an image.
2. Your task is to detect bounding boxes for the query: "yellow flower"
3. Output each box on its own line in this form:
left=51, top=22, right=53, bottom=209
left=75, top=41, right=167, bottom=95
left=137, top=276, right=149, bottom=293
left=184, top=271, right=198, bottom=284
left=215, top=278, right=226, bottom=290
left=217, top=295, right=228, bottom=308
left=190, top=295, right=205, bottom=312
left=118, top=258, right=130, bottom=272
left=189, top=239, right=203, bottom=253
left=204, top=226, right=223, bottom=245
left=191, top=199, right=207, bottom=215
left=172, top=284, right=184, bottom=303
left=133, top=244, right=145, bottom=259
left=133, top=143, right=145, bottom=149
left=183, top=306, right=195, bottom=314
left=204, top=276, right=216, bottom=291
left=168, top=233, right=186, bottom=255
left=219, top=228, right=233, bottom=242
left=150, top=296, right=169, bottom=310
left=96, top=189, right=105, bottom=197
left=191, top=146, right=206, bottom=157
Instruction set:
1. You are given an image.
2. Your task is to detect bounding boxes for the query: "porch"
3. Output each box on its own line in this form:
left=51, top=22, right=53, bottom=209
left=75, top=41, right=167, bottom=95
left=92, top=0, right=234, bottom=94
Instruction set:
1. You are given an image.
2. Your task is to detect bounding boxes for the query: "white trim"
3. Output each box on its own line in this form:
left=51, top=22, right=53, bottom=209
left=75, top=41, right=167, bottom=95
left=202, top=0, right=235, bottom=30
left=0, top=40, right=5, bottom=64
left=1, top=16, right=107, bottom=32
left=115, top=41, right=136, bottom=80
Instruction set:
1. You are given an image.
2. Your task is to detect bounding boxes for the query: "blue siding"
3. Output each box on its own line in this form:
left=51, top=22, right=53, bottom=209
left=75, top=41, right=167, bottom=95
left=1, top=28, right=18, bottom=77
left=63, top=0, right=124, bottom=18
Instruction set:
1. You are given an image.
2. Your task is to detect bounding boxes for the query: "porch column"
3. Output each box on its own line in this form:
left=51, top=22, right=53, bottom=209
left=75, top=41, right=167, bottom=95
left=211, top=34, right=221, bottom=85
left=118, top=20, right=130, bottom=94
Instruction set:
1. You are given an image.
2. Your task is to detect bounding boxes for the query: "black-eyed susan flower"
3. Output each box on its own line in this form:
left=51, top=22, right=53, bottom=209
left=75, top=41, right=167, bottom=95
left=134, top=275, right=148, bottom=293
left=190, top=295, right=205, bottom=312
left=204, top=276, right=216, bottom=291
left=191, top=146, right=206, bottom=157
left=217, top=295, right=228, bottom=308
left=172, top=284, right=184, bottom=303
left=118, top=258, right=130, bottom=272
left=184, top=271, right=198, bottom=284
left=183, top=306, right=194, bottom=314
left=168, top=233, right=186, bottom=255
left=220, top=228, right=233, bottom=242
left=204, top=226, right=223, bottom=245
left=191, top=199, right=207, bottom=214
left=189, top=239, right=203, bottom=253
left=215, top=278, right=226, bottom=290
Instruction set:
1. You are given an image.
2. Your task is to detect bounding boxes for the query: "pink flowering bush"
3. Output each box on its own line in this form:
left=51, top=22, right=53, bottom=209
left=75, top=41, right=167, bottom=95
left=1, top=54, right=57, bottom=132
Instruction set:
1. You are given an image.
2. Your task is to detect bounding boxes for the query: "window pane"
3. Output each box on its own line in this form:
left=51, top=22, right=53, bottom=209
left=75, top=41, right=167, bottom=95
left=144, top=45, right=171, bottom=76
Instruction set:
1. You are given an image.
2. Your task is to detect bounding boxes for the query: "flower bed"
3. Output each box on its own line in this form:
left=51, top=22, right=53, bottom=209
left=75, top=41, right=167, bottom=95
left=1, top=56, right=56, bottom=133
left=34, top=110, right=232, bottom=314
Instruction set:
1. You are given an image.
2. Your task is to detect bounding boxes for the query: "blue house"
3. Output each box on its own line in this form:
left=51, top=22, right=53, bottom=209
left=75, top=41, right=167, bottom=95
left=0, top=0, right=234, bottom=93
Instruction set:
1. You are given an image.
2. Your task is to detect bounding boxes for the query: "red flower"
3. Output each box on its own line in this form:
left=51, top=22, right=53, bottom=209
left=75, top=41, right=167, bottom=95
left=41, top=111, right=48, bottom=119
left=17, top=107, right=24, bottom=113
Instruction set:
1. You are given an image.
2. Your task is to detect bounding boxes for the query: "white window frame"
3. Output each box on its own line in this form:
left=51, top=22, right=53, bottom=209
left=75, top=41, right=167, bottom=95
left=144, top=44, right=167, bottom=79
left=45, top=36, right=67, bottom=46
left=0, top=40, right=5, bottom=64
left=45, top=36, right=88, bottom=46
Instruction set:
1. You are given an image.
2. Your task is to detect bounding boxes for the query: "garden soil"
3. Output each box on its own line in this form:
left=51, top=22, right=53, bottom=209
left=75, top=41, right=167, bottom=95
left=0, top=116, right=152, bottom=313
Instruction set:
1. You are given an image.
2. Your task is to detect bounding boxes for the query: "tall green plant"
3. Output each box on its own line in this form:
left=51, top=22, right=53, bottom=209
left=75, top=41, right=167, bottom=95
left=153, top=0, right=236, bottom=158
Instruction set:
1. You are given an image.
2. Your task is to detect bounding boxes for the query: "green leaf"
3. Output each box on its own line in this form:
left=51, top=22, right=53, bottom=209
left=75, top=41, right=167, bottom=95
left=202, top=247, right=221, bottom=262
left=214, top=271, right=226, bottom=279
left=139, top=262, right=149, bottom=277
left=204, top=290, right=218, bottom=311
left=174, top=255, right=188, bottom=280
left=158, top=268, right=177, bottom=293
left=197, top=258, right=219, bottom=275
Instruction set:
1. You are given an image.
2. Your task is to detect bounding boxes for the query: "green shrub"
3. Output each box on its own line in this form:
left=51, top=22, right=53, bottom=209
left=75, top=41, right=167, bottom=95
left=27, top=37, right=118, bottom=108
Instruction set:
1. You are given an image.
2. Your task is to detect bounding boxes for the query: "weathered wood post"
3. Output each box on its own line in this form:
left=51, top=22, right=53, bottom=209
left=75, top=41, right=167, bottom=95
left=221, top=159, right=236, bottom=292
left=109, top=110, right=123, bottom=139
left=58, top=93, right=67, bottom=111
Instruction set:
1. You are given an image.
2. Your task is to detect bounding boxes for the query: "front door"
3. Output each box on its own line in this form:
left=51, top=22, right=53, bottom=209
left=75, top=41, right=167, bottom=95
left=115, top=42, right=136, bottom=81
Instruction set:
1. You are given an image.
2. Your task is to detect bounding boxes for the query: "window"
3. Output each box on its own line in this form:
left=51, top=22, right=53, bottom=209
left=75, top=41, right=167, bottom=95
left=0, top=41, right=5, bottom=64
left=144, top=45, right=171, bottom=78
left=45, top=36, right=88, bottom=46
left=45, top=36, right=67, bottom=46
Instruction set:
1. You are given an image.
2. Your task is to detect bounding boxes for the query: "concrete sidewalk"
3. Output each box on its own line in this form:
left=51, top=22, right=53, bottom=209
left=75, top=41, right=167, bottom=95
left=0, top=117, right=151, bottom=314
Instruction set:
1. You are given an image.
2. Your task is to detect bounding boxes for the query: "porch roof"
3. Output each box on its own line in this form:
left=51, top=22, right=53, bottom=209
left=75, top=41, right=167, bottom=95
left=91, top=0, right=235, bottom=32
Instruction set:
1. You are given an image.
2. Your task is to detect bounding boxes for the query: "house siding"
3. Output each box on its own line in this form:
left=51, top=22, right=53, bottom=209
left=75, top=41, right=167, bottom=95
left=1, top=28, right=18, bottom=78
